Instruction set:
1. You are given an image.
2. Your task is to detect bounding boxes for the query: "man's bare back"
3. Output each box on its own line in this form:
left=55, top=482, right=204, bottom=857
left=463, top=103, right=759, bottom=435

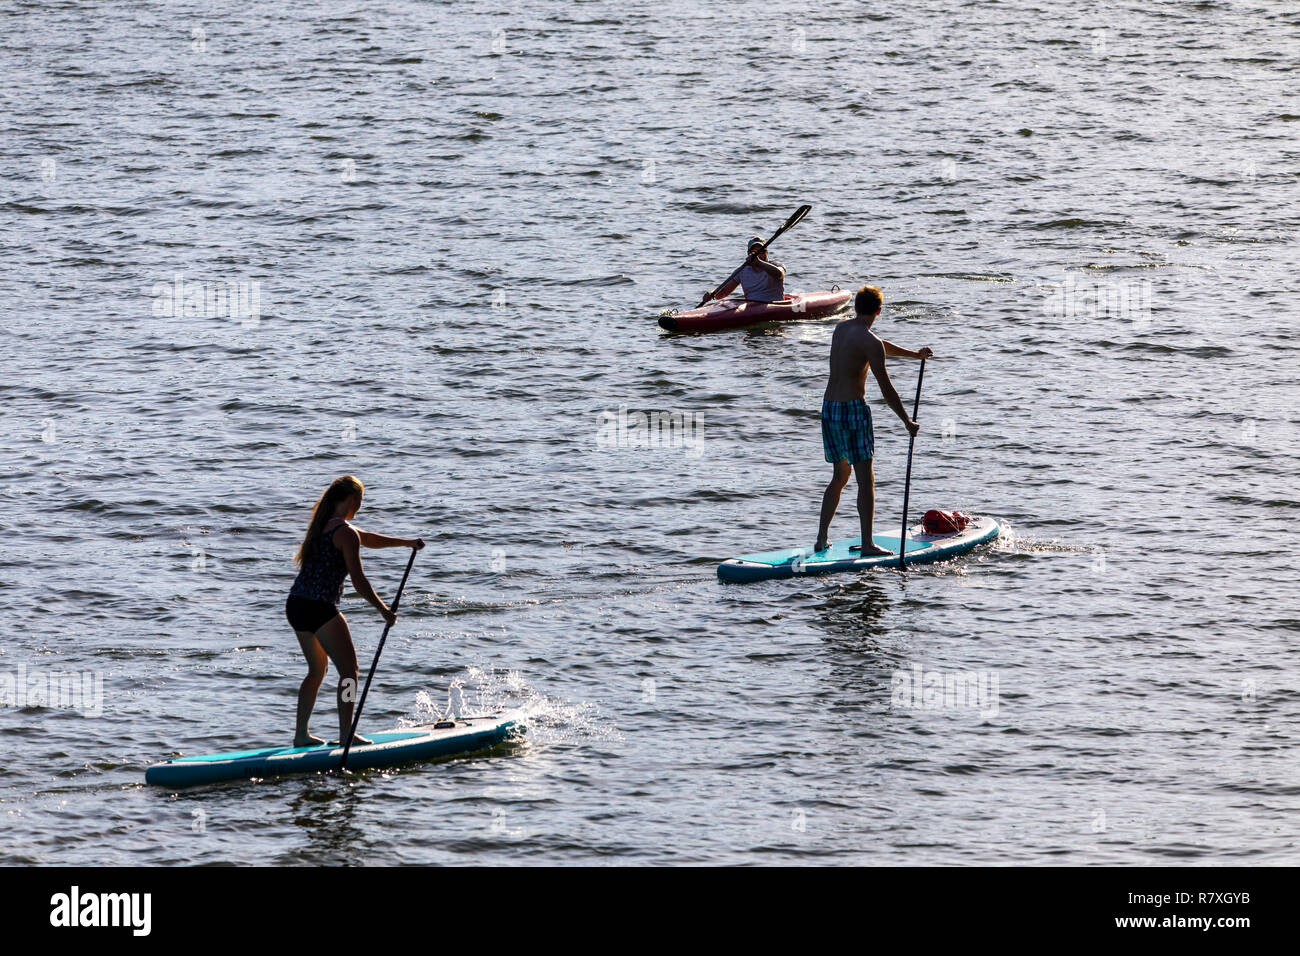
left=825, top=313, right=931, bottom=416
left=825, top=317, right=885, bottom=403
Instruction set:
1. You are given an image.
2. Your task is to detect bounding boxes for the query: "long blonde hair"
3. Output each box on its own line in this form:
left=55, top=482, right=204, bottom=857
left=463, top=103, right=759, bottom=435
left=295, top=475, right=363, bottom=566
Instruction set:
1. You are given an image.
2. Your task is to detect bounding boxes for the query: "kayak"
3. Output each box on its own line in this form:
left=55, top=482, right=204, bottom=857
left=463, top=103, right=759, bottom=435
left=145, top=713, right=521, bottom=787
left=718, top=516, right=1000, bottom=583
left=659, top=289, right=851, bottom=333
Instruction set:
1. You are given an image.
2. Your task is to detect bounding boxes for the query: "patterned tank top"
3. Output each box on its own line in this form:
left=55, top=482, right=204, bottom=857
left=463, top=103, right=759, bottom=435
left=289, top=519, right=350, bottom=604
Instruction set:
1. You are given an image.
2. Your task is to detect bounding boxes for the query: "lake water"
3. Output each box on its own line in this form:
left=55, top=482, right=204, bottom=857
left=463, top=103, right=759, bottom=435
left=1, top=0, right=1297, bottom=864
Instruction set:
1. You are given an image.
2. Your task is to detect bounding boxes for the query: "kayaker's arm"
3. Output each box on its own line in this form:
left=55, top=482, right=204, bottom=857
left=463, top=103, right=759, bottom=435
left=752, top=257, right=785, bottom=279
left=880, top=340, right=934, bottom=361
left=705, top=266, right=745, bottom=302
left=335, top=525, right=395, bottom=624
left=867, top=338, right=919, bottom=436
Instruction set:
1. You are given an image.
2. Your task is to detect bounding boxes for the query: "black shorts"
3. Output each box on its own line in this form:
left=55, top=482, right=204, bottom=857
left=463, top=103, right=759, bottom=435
left=285, top=595, right=339, bottom=634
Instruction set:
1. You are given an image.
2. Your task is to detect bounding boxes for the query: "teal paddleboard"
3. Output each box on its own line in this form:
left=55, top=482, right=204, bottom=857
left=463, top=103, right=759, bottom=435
left=718, top=516, right=999, bottom=583
left=145, top=713, right=522, bottom=787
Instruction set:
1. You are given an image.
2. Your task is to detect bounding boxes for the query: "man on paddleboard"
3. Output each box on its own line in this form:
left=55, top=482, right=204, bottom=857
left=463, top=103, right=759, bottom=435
left=815, top=285, right=932, bottom=555
left=703, top=236, right=787, bottom=303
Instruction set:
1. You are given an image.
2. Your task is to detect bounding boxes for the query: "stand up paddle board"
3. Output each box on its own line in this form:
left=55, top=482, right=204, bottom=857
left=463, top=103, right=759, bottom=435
left=145, top=713, right=521, bottom=787
left=717, top=515, right=999, bottom=583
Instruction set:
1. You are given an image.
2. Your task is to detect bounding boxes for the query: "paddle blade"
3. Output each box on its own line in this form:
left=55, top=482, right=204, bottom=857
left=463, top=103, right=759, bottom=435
left=762, top=204, right=812, bottom=249
left=783, top=204, right=812, bottom=232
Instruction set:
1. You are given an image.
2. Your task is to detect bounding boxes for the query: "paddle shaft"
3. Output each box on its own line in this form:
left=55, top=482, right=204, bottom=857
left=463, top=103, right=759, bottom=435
left=698, top=204, right=811, bottom=307
left=340, top=546, right=419, bottom=770
left=898, top=358, right=927, bottom=571
left=755, top=203, right=809, bottom=256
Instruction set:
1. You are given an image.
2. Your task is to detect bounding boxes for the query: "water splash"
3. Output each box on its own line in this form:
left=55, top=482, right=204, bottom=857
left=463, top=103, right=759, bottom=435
left=991, top=520, right=1094, bottom=554
left=404, top=666, right=618, bottom=745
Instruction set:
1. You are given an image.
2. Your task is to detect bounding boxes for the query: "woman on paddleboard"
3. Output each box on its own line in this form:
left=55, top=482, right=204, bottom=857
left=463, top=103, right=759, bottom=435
left=286, top=475, right=424, bottom=748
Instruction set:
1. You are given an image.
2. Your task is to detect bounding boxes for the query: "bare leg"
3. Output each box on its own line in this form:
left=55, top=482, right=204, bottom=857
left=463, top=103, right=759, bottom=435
left=816, top=459, right=852, bottom=551
left=314, top=613, right=371, bottom=746
left=849, top=459, right=891, bottom=556
left=293, top=630, right=329, bottom=747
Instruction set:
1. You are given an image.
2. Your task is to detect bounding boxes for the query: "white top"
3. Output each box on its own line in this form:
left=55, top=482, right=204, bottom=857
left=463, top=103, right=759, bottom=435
left=731, top=260, right=785, bottom=302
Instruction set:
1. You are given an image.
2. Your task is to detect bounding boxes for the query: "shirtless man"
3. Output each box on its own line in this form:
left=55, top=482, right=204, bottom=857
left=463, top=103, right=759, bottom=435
left=703, top=236, right=787, bottom=303
left=816, top=284, right=932, bottom=554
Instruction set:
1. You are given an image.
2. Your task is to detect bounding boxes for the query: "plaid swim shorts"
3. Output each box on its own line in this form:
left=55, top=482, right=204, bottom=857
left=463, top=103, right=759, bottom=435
left=821, top=399, right=874, bottom=464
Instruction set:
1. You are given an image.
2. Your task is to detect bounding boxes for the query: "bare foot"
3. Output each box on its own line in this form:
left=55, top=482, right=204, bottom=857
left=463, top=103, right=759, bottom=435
left=850, top=543, right=893, bottom=556
left=294, top=732, right=326, bottom=748
left=329, top=734, right=372, bottom=747
left=813, top=539, right=829, bottom=553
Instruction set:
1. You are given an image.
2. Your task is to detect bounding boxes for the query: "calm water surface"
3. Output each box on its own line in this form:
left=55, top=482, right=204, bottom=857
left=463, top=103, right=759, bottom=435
left=1, top=0, right=1297, bottom=864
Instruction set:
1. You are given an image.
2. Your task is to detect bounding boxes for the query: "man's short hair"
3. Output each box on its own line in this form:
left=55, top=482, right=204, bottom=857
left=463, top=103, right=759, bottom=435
left=855, top=284, right=883, bottom=316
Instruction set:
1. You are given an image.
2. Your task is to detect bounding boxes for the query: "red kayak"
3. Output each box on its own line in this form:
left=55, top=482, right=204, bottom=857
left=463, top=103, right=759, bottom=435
left=658, top=289, right=852, bottom=333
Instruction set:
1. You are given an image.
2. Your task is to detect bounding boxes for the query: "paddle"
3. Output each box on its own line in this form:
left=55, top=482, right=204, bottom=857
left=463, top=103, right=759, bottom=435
left=697, top=204, right=812, bottom=308
left=339, top=546, right=419, bottom=771
left=898, top=358, right=927, bottom=571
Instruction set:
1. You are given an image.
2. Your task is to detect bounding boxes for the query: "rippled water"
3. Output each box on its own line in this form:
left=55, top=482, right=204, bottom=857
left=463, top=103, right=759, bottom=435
left=1, top=0, right=1297, bottom=864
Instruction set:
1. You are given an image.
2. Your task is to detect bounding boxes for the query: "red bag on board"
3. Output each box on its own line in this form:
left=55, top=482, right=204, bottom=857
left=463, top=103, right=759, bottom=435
left=923, top=509, right=972, bottom=534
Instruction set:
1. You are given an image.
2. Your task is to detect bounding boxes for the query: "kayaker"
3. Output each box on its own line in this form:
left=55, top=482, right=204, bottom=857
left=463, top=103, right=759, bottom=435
left=703, top=236, right=787, bottom=303
left=815, top=285, right=932, bottom=554
left=285, top=475, right=424, bottom=748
